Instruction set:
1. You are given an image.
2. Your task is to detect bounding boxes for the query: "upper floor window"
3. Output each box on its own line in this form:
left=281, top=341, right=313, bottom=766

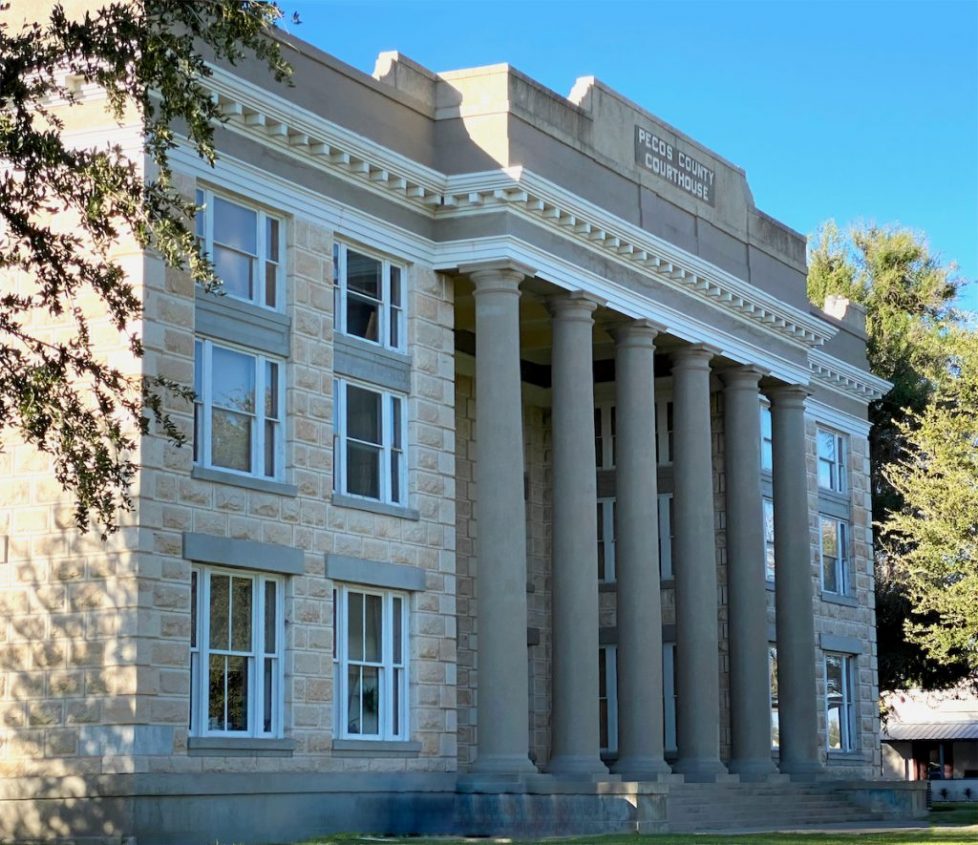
left=596, top=497, right=617, bottom=582
left=333, top=243, right=405, bottom=351
left=333, top=585, right=408, bottom=741
left=663, top=642, right=677, bottom=753
left=194, top=339, right=284, bottom=480
left=190, top=566, right=284, bottom=738
left=196, top=189, right=282, bottom=310
left=594, top=403, right=616, bottom=469
left=763, top=497, right=776, bottom=582
left=333, top=379, right=406, bottom=505
left=760, top=404, right=773, bottom=472
left=820, top=515, right=850, bottom=595
left=656, top=399, right=674, bottom=465
left=769, top=645, right=779, bottom=749
left=658, top=493, right=675, bottom=580
left=598, top=645, right=618, bottom=754
left=817, top=427, right=847, bottom=493
left=825, top=653, right=857, bottom=752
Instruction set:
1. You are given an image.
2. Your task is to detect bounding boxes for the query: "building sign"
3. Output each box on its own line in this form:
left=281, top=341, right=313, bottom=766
left=635, top=125, right=716, bottom=206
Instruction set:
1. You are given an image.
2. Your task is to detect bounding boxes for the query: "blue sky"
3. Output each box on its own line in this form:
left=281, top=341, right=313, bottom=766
left=284, top=0, right=978, bottom=312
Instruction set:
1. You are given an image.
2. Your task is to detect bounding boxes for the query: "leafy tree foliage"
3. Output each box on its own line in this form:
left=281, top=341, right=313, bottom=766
left=0, top=1, right=291, bottom=533
left=807, top=221, right=973, bottom=691
left=882, top=334, right=978, bottom=675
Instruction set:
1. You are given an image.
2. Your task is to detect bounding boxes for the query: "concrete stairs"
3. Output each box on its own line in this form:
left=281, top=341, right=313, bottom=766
left=666, top=782, right=886, bottom=832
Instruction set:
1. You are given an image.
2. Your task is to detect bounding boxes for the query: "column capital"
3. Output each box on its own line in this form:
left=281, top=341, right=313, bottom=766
left=719, top=365, right=766, bottom=390
left=462, top=260, right=536, bottom=294
left=767, top=383, right=810, bottom=408
left=547, top=290, right=601, bottom=320
left=671, top=343, right=719, bottom=371
left=608, top=318, right=667, bottom=346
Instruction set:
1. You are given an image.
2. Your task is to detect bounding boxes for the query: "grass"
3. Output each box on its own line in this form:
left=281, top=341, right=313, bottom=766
left=299, top=805, right=978, bottom=845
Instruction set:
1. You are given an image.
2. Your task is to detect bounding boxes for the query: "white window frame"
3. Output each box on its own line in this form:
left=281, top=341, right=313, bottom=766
left=658, top=493, right=675, bottom=580
left=594, top=402, right=616, bottom=469
left=760, top=402, right=773, bottom=472
left=332, top=585, right=409, bottom=741
left=817, top=426, right=848, bottom=494
left=189, top=566, right=285, bottom=738
left=819, top=515, right=850, bottom=595
left=656, top=398, right=674, bottom=466
left=763, top=497, right=776, bottom=582
left=195, top=188, right=283, bottom=311
left=597, top=497, right=617, bottom=582
left=598, top=644, right=619, bottom=754
left=824, top=652, right=857, bottom=752
left=333, top=242, right=406, bottom=352
left=663, top=642, right=677, bottom=753
left=333, top=379, right=407, bottom=505
left=194, top=338, right=285, bottom=480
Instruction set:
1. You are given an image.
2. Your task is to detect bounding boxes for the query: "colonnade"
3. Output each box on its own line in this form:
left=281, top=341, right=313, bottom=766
left=466, top=263, right=823, bottom=782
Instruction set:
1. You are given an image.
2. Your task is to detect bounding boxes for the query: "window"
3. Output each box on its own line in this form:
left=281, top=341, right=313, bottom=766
left=332, top=586, right=408, bottom=740
left=825, top=653, right=857, bottom=752
left=763, top=498, right=776, bottom=582
left=333, top=380, right=406, bottom=505
left=820, top=516, right=850, bottom=595
left=196, top=189, right=282, bottom=310
left=189, top=567, right=284, bottom=737
left=598, top=645, right=618, bottom=754
left=658, top=493, right=675, bottom=580
left=333, top=243, right=405, bottom=351
left=194, top=339, right=284, bottom=479
left=656, top=399, right=674, bottom=465
left=594, top=403, right=616, bottom=469
left=817, top=427, right=847, bottom=493
left=663, top=642, right=677, bottom=753
left=760, top=403, right=773, bottom=472
left=769, top=645, right=779, bottom=749
left=596, top=498, right=617, bottom=582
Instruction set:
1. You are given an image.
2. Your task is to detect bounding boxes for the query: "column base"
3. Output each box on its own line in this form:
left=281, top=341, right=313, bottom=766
left=779, top=758, right=826, bottom=782
left=468, top=753, right=538, bottom=776
left=672, top=757, right=735, bottom=783
left=545, top=754, right=609, bottom=778
left=728, top=758, right=782, bottom=782
left=611, top=755, right=675, bottom=782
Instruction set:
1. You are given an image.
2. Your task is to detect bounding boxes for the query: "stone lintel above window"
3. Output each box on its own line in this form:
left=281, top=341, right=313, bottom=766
left=188, top=737, right=296, bottom=757
left=333, top=333, right=411, bottom=393
left=819, top=633, right=865, bottom=654
left=195, top=292, right=291, bottom=358
left=183, top=532, right=305, bottom=576
left=325, top=553, right=427, bottom=592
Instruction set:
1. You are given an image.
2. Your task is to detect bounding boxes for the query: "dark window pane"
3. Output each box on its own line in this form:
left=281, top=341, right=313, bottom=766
left=264, top=581, right=277, bottom=654
left=226, top=655, right=248, bottom=731
left=392, top=598, right=402, bottom=664
left=361, top=666, right=379, bottom=735
left=346, top=443, right=381, bottom=498
left=265, top=262, right=277, bottom=308
left=266, top=217, right=279, bottom=263
left=190, top=571, right=198, bottom=649
left=393, top=667, right=401, bottom=736
left=348, top=592, right=363, bottom=662
left=347, top=666, right=361, bottom=734
left=264, top=657, right=273, bottom=733
left=365, top=594, right=382, bottom=662
left=346, top=386, right=382, bottom=445
left=390, top=265, right=401, bottom=307
left=209, top=575, right=230, bottom=650
left=347, top=295, right=379, bottom=341
left=346, top=250, right=381, bottom=298
left=214, top=197, right=257, bottom=253
left=264, top=420, right=276, bottom=477
left=208, top=654, right=226, bottom=730
left=231, top=577, right=253, bottom=652
left=211, top=410, right=252, bottom=472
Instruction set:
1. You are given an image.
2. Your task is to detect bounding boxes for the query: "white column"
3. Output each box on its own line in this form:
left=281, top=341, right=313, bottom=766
left=769, top=385, right=823, bottom=779
left=467, top=263, right=536, bottom=775
left=610, top=321, right=671, bottom=779
left=547, top=293, right=607, bottom=777
left=671, top=345, right=728, bottom=782
left=722, top=367, right=779, bottom=780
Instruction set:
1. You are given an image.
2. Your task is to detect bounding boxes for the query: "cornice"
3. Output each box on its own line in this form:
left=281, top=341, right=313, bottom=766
left=808, top=349, right=891, bottom=401
left=202, top=67, right=837, bottom=356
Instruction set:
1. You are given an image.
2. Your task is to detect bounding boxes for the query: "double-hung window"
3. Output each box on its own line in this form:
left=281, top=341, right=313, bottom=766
left=769, top=645, right=779, bottom=749
left=594, top=403, right=616, bottom=469
left=333, top=243, right=405, bottom=351
left=196, top=189, right=282, bottom=310
left=817, top=427, right=847, bottom=493
left=333, top=379, right=406, bottom=505
left=596, top=497, right=617, bottom=582
left=763, top=498, right=776, bottom=582
left=820, top=515, right=849, bottom=595
left=663, top=643, right=677, bottom=753
left=598, top=645, right=618, bottom=754
left=658, top=493, right=675, bottom=580
left=760, top=404, right=773, bottom=472
left=194, top=339, right=284, bottom=479
left=189, top=567, right=284, bottom=737
left=333, top=586, right=408, bottom=740
left=825, top=653, right=857, bottom=752
left=656, top=399, right=674, bottom=465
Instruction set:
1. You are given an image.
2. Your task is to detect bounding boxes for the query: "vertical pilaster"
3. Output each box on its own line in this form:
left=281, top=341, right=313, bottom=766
left=547, top=293, right=607, bottom=777
left=610, top=321, right=671, bottom=779
left=722, top=367, right=779, bottom=780
left=671, top=345, right=728, bottom=782
left=467, top=263, right=536, bottom=775
left=769, top=385, right=823, bottom=779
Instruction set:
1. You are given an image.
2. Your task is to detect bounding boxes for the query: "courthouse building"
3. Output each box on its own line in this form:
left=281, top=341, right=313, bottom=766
left=0, top=17, right=924, bottom=844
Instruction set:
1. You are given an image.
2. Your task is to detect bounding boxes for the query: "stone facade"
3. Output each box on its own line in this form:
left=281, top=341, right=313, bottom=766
left=0, top=5, right=909, bottom=842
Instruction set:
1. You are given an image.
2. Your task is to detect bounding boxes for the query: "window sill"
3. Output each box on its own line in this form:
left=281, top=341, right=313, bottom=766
left=331, top=493, right=419, bottom=521
left=331, top=739, right=422, bottom=758
left=599, top=581, right=617, bottom=593
left=827, top=750, right=866, bottom=762
left=188, top=737, right=295, bottom=757
left=821, top=591, right=859, bottom=607
left=192, top=466, right=298, bottom=498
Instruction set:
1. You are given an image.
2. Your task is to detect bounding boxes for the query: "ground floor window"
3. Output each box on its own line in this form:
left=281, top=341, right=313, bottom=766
left=825, top=652, right=857, bottom=752
left=598, top=645, right=618, bottom=753
left=190, top=566, right=284, bottom=737
left=332, top=585, right=408, bottom=740
left=663, top=642, right=677, bottom=753
left=596, top=498, right=617, bottom=582
left=769, top=645, right=779, bottom=749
